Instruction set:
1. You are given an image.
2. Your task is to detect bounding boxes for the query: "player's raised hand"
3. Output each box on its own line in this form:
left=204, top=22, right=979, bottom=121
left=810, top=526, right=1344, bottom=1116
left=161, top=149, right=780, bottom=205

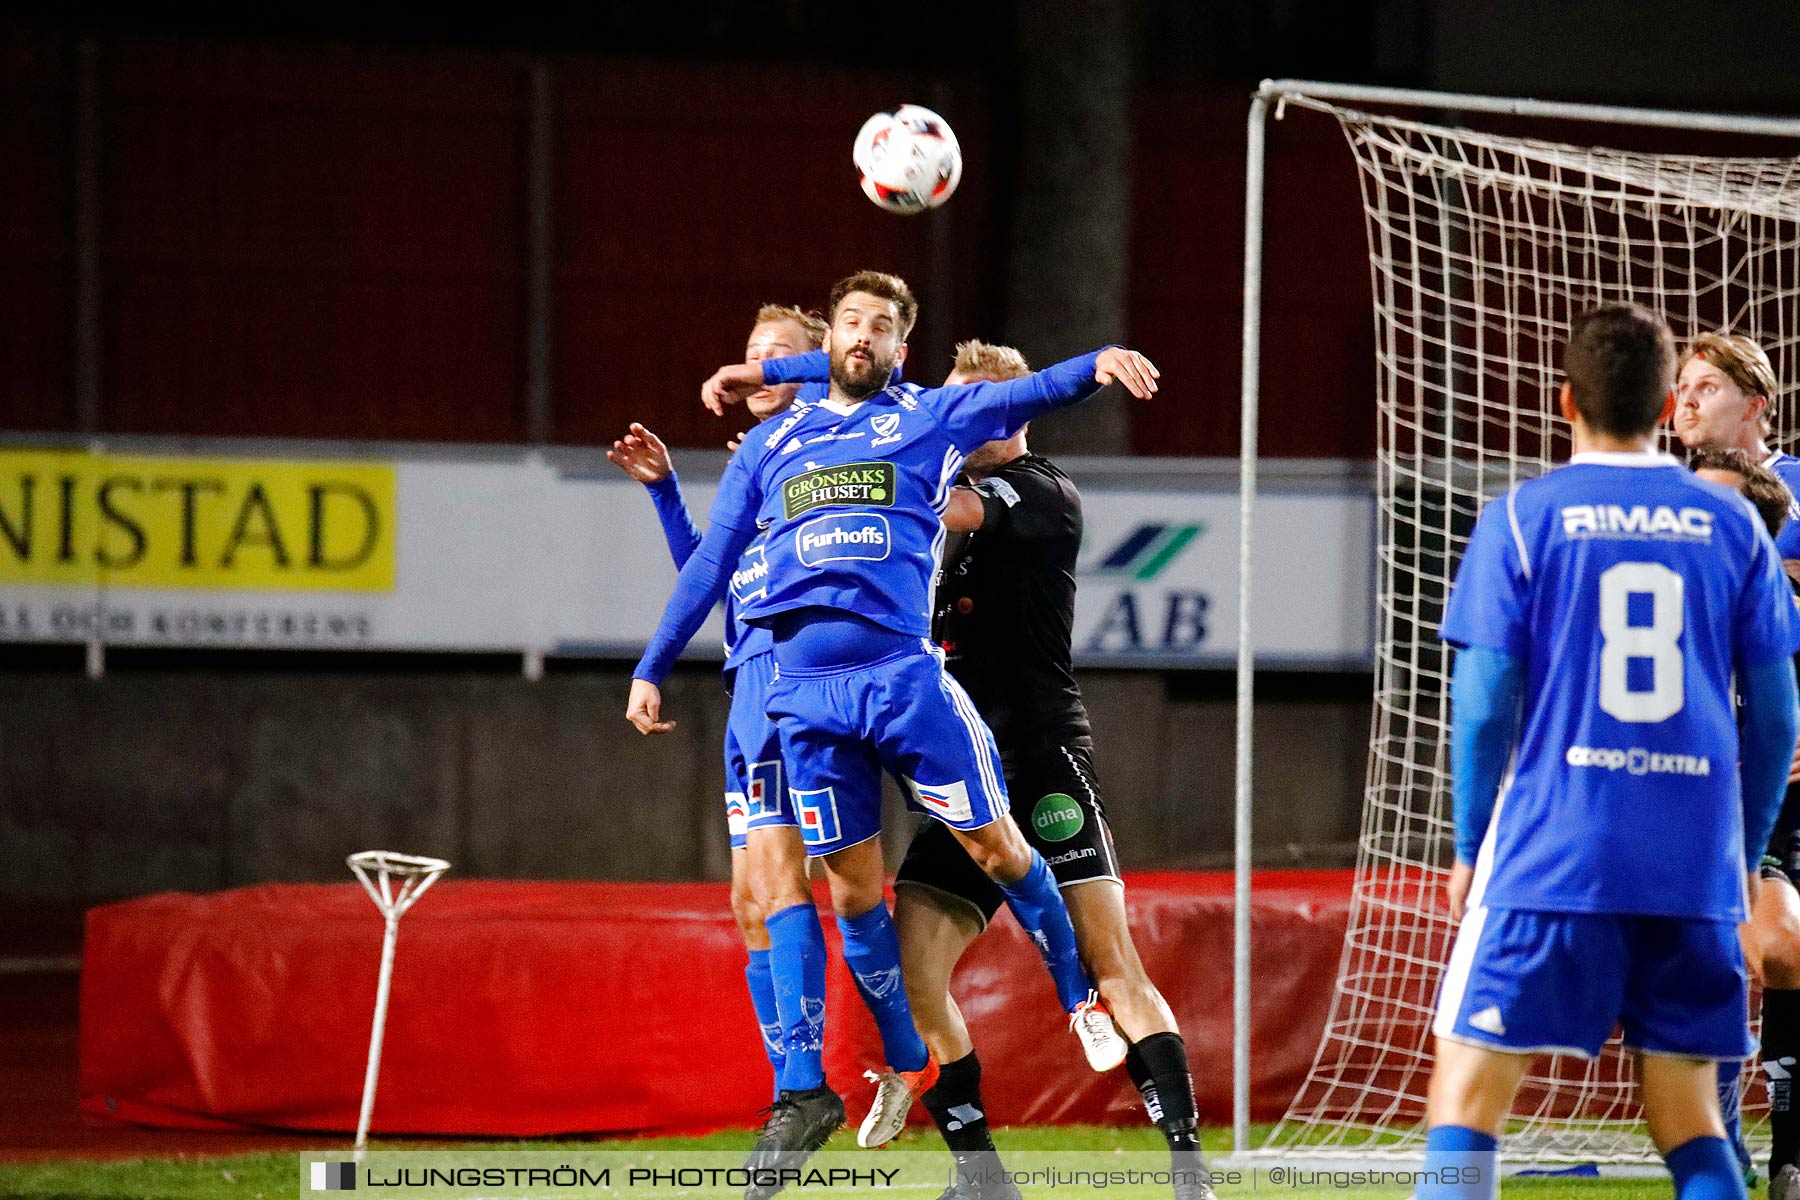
left=701, top=362, right=769, bottom=416
left=606, top=423, right=673, bottom=483
left=627, top=679, right=675, bottom=735
left=726, top=433, right=746, bottom=453
left=1094, top=348, right=1160, bottom=399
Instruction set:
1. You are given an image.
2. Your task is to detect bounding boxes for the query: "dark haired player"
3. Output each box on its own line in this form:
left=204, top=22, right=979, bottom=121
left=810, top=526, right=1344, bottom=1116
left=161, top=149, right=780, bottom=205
left=1421, top=303, right=1800, bottom=1200
left=631, top=271, right=1151, bottom=1186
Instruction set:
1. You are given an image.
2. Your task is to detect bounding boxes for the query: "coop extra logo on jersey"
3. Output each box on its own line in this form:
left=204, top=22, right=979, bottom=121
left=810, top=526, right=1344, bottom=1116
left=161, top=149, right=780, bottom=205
left=781, top=461, right=896, bottom=520
left=1031, top=793, right=1085, bottom=842
left=1565, top=745, right=1712, bottom=776
left=796, top=514, right=891, bottom=566
left=1561, top=505, right=1714, bottom=541
left=0, top=449, right=395, bottom=591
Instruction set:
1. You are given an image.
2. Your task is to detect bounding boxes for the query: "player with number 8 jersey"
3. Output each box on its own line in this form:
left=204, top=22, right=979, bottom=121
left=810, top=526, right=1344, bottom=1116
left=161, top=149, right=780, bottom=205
left=1419, top=303, right=1800, bottom=1200
left=1442, top=425, right=1795, bottom=922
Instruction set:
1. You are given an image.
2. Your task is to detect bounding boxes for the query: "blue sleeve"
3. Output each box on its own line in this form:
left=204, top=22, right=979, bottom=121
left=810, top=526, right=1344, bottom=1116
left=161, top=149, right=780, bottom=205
left=922, top=350, right=1107, bottom=453
left=1741, top=658, right=1800, bottom=872
left=632, top=453, right=760, bottom=684
left=762, top=350, right=830, bottom=385
left=1439, top=493, right=1532, bottom=656
left=1450, top=645, right=1525, bottom=865
left=643, top=473, right=703, bottom=571
left=763, top=350, right=900, bottom=394
left=1735, top=520, right=1800, bottom=668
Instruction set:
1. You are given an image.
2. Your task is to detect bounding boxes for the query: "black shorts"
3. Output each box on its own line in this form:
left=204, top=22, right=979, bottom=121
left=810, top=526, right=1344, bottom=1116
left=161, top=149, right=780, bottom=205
left=1763, top=781, right=1800, bottom=885
left=894, top=736, right=1122, bottom=929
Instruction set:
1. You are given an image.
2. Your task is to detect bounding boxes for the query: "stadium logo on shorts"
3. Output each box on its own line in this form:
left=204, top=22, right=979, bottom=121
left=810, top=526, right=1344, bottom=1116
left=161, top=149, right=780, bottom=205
left=725, top=792, right=748, bottom=838
left=908, top=778, right=974, bottom=823
left=309, top=1162, right=357, bottom=1191
left=1031, top=793, right=1085, bottom=842
left=796, top=514, right=891, bottom=566
left=1565, top=745, right=1711, bottom=776
left=781, top=461, right=897, bottom=519
left=794, top=787, right=842, bottom=846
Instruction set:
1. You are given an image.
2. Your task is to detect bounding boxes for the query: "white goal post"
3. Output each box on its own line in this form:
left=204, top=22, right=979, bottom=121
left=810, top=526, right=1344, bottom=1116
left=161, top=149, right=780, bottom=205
left=1234, top=79, right=1800, bottom=1162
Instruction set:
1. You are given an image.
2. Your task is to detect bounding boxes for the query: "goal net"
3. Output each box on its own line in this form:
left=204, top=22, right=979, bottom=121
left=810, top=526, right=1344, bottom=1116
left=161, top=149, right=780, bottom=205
left=1263, top=98, right=1800, bottom=1164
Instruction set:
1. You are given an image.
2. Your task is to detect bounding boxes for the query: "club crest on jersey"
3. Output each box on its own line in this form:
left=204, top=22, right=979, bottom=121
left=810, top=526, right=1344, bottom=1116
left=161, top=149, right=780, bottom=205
left=794, top=787, right=843, bottom=846
left=1561, top=504, right=1713, bottom=541
left=782, top=461, right=897, bottom=520
left=870, top=412, right=903, bottom=447
left=796, top=514, right=891, bottom=566
left=907, top=777, right=974, bottom=822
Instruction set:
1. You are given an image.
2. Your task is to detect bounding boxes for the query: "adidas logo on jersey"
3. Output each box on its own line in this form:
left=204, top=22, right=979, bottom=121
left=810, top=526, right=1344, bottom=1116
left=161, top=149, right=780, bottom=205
left=1561, top=504, right=1713, bottom=540
left=1468, top=1006, right=1506, bottom=1036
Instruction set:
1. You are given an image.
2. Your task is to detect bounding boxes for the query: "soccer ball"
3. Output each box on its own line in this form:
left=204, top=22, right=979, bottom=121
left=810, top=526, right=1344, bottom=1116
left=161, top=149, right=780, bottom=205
left=853, top=105, right=962, bottom=214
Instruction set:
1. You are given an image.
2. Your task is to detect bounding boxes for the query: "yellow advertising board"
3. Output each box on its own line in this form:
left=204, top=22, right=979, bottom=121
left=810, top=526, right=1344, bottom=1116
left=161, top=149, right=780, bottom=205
left=0, top=450, right=396, bottom=592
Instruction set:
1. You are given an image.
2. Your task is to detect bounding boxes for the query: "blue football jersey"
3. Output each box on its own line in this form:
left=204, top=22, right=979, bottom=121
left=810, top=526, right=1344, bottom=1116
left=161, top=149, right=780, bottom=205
left=716, top=354, right=1104, bottom=638
left=723, top=531, right=772, bottom=669
left=1764, top=450, right=1800, bottom=559
left=1440, top=450, right=1800, bottom=921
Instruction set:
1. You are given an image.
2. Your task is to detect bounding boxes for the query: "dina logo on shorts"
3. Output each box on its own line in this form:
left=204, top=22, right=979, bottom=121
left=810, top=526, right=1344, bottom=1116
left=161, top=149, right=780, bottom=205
left=1031, top=793, right=1085, bottom=842
left=781, top=461, right=897, bottom=520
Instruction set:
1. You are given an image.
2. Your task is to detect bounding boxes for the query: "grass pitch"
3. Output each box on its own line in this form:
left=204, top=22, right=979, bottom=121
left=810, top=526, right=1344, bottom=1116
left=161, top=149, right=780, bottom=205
left=0, top=1125, right=1678, bottom=1200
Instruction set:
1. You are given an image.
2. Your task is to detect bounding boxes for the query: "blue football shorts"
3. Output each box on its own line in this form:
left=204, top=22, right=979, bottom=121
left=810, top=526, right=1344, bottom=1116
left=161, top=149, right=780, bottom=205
left=722, top=651, right=796, bottom=851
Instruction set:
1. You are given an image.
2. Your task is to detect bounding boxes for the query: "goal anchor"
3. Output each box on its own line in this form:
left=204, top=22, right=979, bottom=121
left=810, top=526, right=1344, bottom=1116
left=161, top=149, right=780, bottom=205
left=346, top=850, right=450, bottom=1161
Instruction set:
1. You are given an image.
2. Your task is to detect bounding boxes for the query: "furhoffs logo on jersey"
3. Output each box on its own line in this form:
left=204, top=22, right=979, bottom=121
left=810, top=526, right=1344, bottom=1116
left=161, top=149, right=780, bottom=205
left=1561, top=505, right=1713, bottom=541
left=907, top=778, right=974, bottom=822
left=794, top=787, right=842, bottom=846
left=730, top=542, right=769, bottom=602
left=796, top=514, right=891, bottom=566
left=781, top=461, right=897, bottom=520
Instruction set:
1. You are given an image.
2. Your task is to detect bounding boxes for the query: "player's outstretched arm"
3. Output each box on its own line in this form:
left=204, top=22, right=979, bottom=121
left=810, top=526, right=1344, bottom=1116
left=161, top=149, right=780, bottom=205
left=607, top=423, right=703, bottom=568
left=1742, top=659, right=1800, bottom=871
left=1446, top=645, right=1524, bottom=921
left=701, top=350, right=831, bottom=415
left=926, top=347, right=1160, bottom=453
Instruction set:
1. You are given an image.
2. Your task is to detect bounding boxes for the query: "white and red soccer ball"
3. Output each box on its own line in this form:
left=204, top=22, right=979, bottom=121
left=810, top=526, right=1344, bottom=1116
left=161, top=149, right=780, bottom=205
left=853, top=104, right=962, bottom=214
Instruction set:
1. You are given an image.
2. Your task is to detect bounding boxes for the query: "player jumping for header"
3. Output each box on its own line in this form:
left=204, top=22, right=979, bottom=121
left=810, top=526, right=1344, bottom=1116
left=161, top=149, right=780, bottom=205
left=629, top=271, right=1153, bottom=1189
left=1421, top=303, right=1800, bottom=1200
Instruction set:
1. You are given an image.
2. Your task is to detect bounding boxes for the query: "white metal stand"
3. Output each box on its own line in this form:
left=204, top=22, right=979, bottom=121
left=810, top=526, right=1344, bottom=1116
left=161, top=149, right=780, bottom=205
left=346, top=850, right=450, bottom=1160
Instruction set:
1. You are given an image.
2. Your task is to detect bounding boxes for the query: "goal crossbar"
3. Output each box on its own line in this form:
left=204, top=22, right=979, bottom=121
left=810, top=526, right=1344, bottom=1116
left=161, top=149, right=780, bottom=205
left=1234, top=79, right=1800, bottom=1155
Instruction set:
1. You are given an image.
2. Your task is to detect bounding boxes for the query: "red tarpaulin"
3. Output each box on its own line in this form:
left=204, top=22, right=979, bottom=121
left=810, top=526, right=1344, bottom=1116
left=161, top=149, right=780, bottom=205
left=79, top=871, right=1352, bottom=1136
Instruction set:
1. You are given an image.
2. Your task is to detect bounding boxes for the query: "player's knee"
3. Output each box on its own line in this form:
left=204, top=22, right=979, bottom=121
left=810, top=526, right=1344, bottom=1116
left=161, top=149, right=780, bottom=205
left=959, top=820, right=1032, bottom=883
left=729, top=879, right=764, bottom=942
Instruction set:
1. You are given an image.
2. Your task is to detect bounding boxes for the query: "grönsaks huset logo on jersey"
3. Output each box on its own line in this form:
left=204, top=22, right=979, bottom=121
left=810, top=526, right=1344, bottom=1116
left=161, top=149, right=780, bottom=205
left=781, top=461, right=896, bottom=520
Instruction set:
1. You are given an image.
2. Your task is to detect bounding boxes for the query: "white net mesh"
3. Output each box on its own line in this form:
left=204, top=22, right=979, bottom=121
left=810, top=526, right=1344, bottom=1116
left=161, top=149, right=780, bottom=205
left=1264, top=99, right=1800, bottom=1164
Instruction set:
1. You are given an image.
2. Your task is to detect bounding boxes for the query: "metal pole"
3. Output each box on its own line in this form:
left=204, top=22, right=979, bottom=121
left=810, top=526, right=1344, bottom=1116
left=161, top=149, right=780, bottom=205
left=1233, top=88, right=1270, bottom=1159
left=353, top=914, right=402, bottom=1160
left=1260, top=77, right=1800, bottom=139
left=74, top=39, right=101, bottom=434
left=525, top=61, right=554, bottom=446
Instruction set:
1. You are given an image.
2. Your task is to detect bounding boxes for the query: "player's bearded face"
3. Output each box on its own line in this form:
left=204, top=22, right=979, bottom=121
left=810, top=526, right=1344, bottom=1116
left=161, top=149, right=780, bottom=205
left=827, top=294, right=903, bottom=399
